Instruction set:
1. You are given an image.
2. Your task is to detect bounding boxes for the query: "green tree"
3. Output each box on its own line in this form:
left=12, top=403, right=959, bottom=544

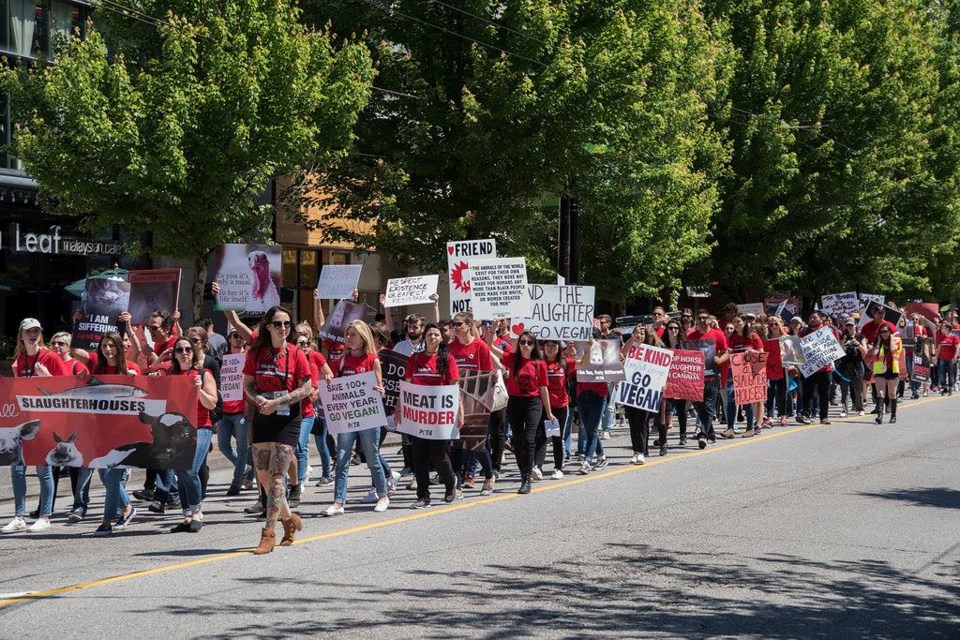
left=1, top=0, right=374, bottom=316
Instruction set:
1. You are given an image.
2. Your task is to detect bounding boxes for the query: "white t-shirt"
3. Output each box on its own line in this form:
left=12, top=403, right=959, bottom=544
left=392, top=339, right=424, bottom=357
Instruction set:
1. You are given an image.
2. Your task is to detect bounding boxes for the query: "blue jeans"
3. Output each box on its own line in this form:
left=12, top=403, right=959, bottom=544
left=71, top=467, right=94, bottom=516
left=98, top=467, right=130, bottom=521
left=177, top=428, right=213, bottom=514
left=313, top=417, right=332, bottom=478
left=154, top=469, right=180, bottom=503
left=296, top=416, right=316, bottom=485
left=563, top=404, right=574, bottom=456
left=576, top=392, right=607, bottom=463
left=217, top=413, right=249, bottom=487
left=334, top=428, right=387, bottom=504
left=602, top=383, right=615, bottom=432
left=938, top=359, right=957, bottom=391
left=11, top=465, right=54, bottom=517
left=726, top=380, right=755, bottom=430
left=693, top=378, right=721, bottom=440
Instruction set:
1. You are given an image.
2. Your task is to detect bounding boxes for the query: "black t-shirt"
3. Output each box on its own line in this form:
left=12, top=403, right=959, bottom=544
left=838, top=332, right=865, bottom=367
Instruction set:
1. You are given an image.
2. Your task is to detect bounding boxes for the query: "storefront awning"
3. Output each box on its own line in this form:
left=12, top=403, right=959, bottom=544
left=64, top=268, right=129, bottom=297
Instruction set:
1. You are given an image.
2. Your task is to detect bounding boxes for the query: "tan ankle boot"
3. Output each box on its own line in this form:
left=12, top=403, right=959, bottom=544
left=253, top=526, right=275, bottom=555
left=280, top=513, right=303, bottom=546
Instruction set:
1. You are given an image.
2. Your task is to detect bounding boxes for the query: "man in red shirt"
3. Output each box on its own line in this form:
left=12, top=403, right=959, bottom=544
left=686, top=310, right=729, bottom=449
left=934, top=320, right=960, bottom=395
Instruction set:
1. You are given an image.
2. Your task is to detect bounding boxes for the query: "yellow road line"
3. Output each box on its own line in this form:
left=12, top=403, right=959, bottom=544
left=0, top=395, right=948, bottom=609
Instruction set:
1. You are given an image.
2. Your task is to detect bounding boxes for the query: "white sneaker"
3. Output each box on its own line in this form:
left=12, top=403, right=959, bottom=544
left=322, top=504, right=344, bottom=517
left=635, top=453, right=645, bottom=465
left=838, top=411, right=847, bottom=417
left=374, top=496, right=390, bottom=513
left=391, top=470, right=401, bottom=482
left=550, top=469, right=564, bottom=480
left=28, top=518, right=51, bottom=532
left=630, top=453, right=639, bottom=464
left=306, top=465, right=313, bottom=480
left=531, top=467, right=543, bottom=481
left=2, top=517, right=27, bottom=534
left=387, top=477, right=397, bottom=495
left=360, top=487, right=379, bottom=503
left=578, top=462, right=591, bottom=475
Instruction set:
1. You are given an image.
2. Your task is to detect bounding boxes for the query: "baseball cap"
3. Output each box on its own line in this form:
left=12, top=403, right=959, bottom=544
left=790, top=316, right=803, bottom=324
left=744, top=312, right=757, bottom=320
left=19, top=318, right=42, bottom=332
left=844, top=318, right=855, bottom=326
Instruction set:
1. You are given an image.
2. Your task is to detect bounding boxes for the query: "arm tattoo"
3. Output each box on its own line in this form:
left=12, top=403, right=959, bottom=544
left=281, top=377, right=313, bottom=406
left=243, top=376, right=259, bottom=401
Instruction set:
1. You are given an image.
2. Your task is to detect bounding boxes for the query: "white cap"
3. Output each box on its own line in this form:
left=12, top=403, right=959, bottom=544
left=19, top=318, right=42, bottom=332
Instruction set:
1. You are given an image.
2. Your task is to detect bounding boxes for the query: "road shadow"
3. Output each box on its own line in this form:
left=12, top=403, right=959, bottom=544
left=857, top=487, right=960, bottom=510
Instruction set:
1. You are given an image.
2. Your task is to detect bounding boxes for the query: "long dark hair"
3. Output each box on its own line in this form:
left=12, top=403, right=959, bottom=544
left=542, top=340, right=565, bottom=371
left=514, top=331, right=542, bottom=378
left=94, top=331, right=128, bottom=374
left=663, top=322, right=682, bottom=349
left=640, top=324, right=664, bottom=347
left=171, top=336, right=202, bottom=373
left=251, top=306, right=295, bottom=352
left=422, top=323, right=450, bottom=379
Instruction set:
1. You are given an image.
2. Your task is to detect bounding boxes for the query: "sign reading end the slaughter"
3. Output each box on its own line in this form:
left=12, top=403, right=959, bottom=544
left=318, top=371, right=386, bottom=435
left=468, top=257, right=529, bottom=320
left=509, top=284, right=595, bottom=341
left=396, top=381, right=460, bottom=440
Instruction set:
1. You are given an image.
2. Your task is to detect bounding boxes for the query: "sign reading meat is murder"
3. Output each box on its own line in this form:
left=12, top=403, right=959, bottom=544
left=396, top=381, right=460, bottom=440
left=383, top=275, right=440, bottom=308
left=730, top=351, right=768, bottom=405
left=798, top=327, right=846, bottom=377
left=318, top=371, right=386, bottom=435
left=467, top=257, right=530, bottom=320
left=664, top=350, right=705, bottom=402
left=615, top=344, right=673, bottom=412
left=508, top=284, right=595, bottom=341
left=447, top=239, right=497, bottom=316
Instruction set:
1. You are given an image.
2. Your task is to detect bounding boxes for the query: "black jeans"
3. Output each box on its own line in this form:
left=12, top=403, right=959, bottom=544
left=487, top=408, right=508, bottom=473
left=626, top=406, right=652, bottom=455
left=765, top=378, right=787, bottom=417
left=803, top=370, right=831, bottom=420
left=839, top=363, right=864, bottom=412
left=410, top=436, right=455, bottom=501
left=507, top=396, right=543, bottom=476
left=535, top=405, right=568, bottom=471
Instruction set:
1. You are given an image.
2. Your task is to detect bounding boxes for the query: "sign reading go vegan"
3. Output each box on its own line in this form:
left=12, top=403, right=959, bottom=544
left=509, top=284, right=595, bottom=341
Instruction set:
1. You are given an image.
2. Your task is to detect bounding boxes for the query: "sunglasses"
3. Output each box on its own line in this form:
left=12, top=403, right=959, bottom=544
left=452, top=321, right=465, bottom=327
left=52, top=341, right=68, bottom=347
left=229, top=334, right=242, bottom=340
left=296, top=340, right=309, bottom=347
left=189, top=338, right=203, bottom=344
left=271, top=321, right=292, bottom=329
left=174, top=346, right=193, bottom=354
left=519, top=339, right=535, bottom=346
left=668, top=326, right=680, bottom=331
left=147, top=325, right=163, bottom=333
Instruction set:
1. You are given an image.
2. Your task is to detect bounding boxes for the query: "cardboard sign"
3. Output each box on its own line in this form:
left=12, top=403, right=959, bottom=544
left=616, top=344, right=673, bottom=412
left=779, top=335, right=806, bottom=366
left=798, top=327, right=845, bottom=377
left=73, top=277, right=131, bottom=350
left=764, top=296, right=799, bottom=323
left=664, top=349, right=704, bottom=402
left=447, top=239, right=497, bottom=316
left=820, top=292, right=859, bottom=316
left=210, top=244, right=282, bottom=313
left=738, top=303, right=765, bottom=317
left=458, top=370, right=505, bottom=450
left=858, top=300, right=904, bottom=332
left=860, top=293, right=885, bottom=306
left=912, top=339, right=931, bottom=383
left=318, top=371, right=386, bottom=435
left=905, top=302, right=940, bottom=322
left=467, top=257, right=530, bottom=320
left=396, top=381, right=460, bottom=440
left=317, top=300, right=368, bottom=344
left=508, top=285, right=595, bottom=341
left=731, top=351, right=768, bottom=405
left=2, top=375, right=198, bottom=469
left=127, top=269, right=181, bottom=325
left=220, top=353, right=245, bottom=403
left=576, top=340, right=625, bottom=383
left=379, top=349, right=408, bottom=415
left=315, top=264, right=363, bottom=300
left=383, top=275, right=439, bottom=308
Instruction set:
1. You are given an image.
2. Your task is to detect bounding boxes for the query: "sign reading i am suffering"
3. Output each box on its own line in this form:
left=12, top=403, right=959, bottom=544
left=467, top=257, right=530, bottom=320
left=508, top=284, right=595, bottom=341
left=318, top=371, right=386, bottom=435
left=447, top=239, right=497, bottom=316
left=383, top=275, right=440, bottom=308
left=396, top=381, right=460, bottom=440
left=615, top=344, right=673, bottom=412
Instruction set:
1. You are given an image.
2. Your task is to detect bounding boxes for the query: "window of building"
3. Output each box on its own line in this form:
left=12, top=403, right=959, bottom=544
left=0, top=1, right=88, bottom=60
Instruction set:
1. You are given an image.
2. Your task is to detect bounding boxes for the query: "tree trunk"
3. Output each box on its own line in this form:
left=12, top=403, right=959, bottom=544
left=192, top=253, right=209, bottom=323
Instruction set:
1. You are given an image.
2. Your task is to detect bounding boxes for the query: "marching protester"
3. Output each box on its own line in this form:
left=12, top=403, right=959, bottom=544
left=658, top=318, right=688, bottom=447
left=574, top=339, right=611, bottom=474
left=686, top=310, right=729, bottom=449
left=726, top=316, right=763, bottom=438
left=218, top=327, right=253, bottom=496
left=538, top=339, right=575, bottom=478
left=871, top=325, right=903, bottom=423
left=621, top=325, right=662, bottom=463
left=798, top=312, right=838, bottom=425
left=837, top=318, right=868, bottom=417
left=934, top=319, right=959, bottom=395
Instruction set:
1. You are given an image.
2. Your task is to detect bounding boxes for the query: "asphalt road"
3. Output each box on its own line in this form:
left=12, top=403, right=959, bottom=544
left=1, top=396, right=959, bottom=639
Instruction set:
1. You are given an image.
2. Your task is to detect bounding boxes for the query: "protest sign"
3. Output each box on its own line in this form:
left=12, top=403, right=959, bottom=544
left=127, top=269, right=181, bottom=325
left=860, top=293, right=885, bottom=306
left=468, top=257, right=530, bottom=320
left=615, top=315, right=652, bottom=334
left=686, top=339, right=719, bottom=378
left=912, top=338, right=931, bottom=383
left=901, top=323, right=916, bottom=350
left=209, top=244, right=282, bottom=313
left=447, top=239, right=497, bottom=316
left=616, top=344, right=673, bottom=412
left=664, top=350, right=704, bottom=402
left=764, top=296, right=799, bottom=323
left=220, top=353, right=245, bottom=403
left=396, top=381, right=460, bottom=440
left=73, top=277, right=131, bottom=350
left=820, top=292, right=859, bottom=317
left=318, top=371, right=386, bottom=435
left=779, top=335, right=806, bottom=366
left=379, top=349, right=408, bottom=415
left=798, top=327, right=845, bottom=377
left=509, top=284, right=595, bottom=341
left=317, top=300, right=368, bottom=344
left=764, top=339, right=784, bottom=380
left=905, top=302, right=940, bottom=322
left=458, top=370, right=506, bottom=450
left=731, top=351, right=768, bottom=404
left=315, top=264, right=363, bottom=300
left=858, top=300, right=904, bottom=331
left=383, top=275, right=439, bottom=308
left=576, top=340, right=626, bottom=383
left=738, top=303, right=764, bottom=317
left=1, top=375, right=198, bottom=469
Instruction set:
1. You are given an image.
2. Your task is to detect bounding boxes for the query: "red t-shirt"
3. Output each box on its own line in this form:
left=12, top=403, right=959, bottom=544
left=152, top=335, right=178, bottom=358
left=654, top=326, right=666, bottom=340
left=545, top=358, right=575, bottom=408
left=493, top=335, right=514, bottom=355
left=243, top=345, right=311, bottom=394
left=501, top=353, right=548, bottom=398
left=13, top=348, right=69, bottom=377
left=301, top=350, right=327, bottom=418
left=404, top=351, right=459, bottom=386
left=330, top=351, right=378, bottom=378
left=174, top=368, right=213, bottom=428
left=323, top=339, right=345, bottom=365
left=862, top=320, right=897, bottom=344
left=448, top=338, right=493, bottom=373
left=728, top=332, right=763, bottom=352
left=223, top=348, right=248, bottom=415
left=936, top=332, right=960, bottom=360
left=62, top=357, right=89, bottom=377
left=93, top=362, right=143, bottom=375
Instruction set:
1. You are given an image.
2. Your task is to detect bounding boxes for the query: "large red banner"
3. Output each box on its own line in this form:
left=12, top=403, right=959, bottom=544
left=664, top=350, right=705, bottom=402
left=0, top=375, right=198, bottom=469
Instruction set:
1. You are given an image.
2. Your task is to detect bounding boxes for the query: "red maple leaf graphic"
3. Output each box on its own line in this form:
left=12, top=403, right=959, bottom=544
left=451, top=260, right=471, bottom=293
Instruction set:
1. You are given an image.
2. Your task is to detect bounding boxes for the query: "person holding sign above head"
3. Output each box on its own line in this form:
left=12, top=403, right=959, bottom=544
left=321, top=320, right=391, bottom=517
left=621, top=325, right=664, bottom=464
left=870, top=326, right=903, bottom=424
left=243, top=307, right=313, bottom=554
left=398, top=323, right=461, bottom=507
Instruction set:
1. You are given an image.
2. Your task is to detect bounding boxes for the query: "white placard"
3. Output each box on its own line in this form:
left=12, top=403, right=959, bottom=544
left=315, top=264, right=363, bottom=300
left=447, top=239, right=497, bottom=316
left=860, top=293, right=885, bottom=306
left=737, top=302, right=764, bottom=317
left=383, top=275, right=439, bottom=308
left=616, top=343, right=673, bottom=412
left=220, top=353, right=245, bottom=403
left=396, top=381, right=461, bottom=440
left=820, top=291, right=859, bottom=316
left=318, top=371, right=386, bottom=434
left=467, top=257, right=530, bottom=320
left=576, top=340, right=626, bottom=383
left=798, top=327, right=846, bottom=377
left=507, top=284, right=595, bottom=341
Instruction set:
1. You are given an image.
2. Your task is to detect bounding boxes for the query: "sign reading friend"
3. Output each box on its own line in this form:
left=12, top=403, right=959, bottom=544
left=315, top=264, right=363, bottom=300
left=508, top=285, right=595, bottom=341
left=616, top=344, right=673, bottom=412
left=467, top=257, right=530, bottom=320
left=383, top=275, right=440, bottom=308
left=447, top=239, right=497, bottom=316
left=318, top=371, right=386, bottom=435
left=396, top=381, right=460, bottom=440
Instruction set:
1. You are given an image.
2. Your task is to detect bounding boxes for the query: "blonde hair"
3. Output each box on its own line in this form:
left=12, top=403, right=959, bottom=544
left=13, top=323, right=45, bottom=361
left=295, top=322, right=314, bottom=341
left=346, top=320, right=377, bottom=355
left=51, top=331, right=72, bottom=345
